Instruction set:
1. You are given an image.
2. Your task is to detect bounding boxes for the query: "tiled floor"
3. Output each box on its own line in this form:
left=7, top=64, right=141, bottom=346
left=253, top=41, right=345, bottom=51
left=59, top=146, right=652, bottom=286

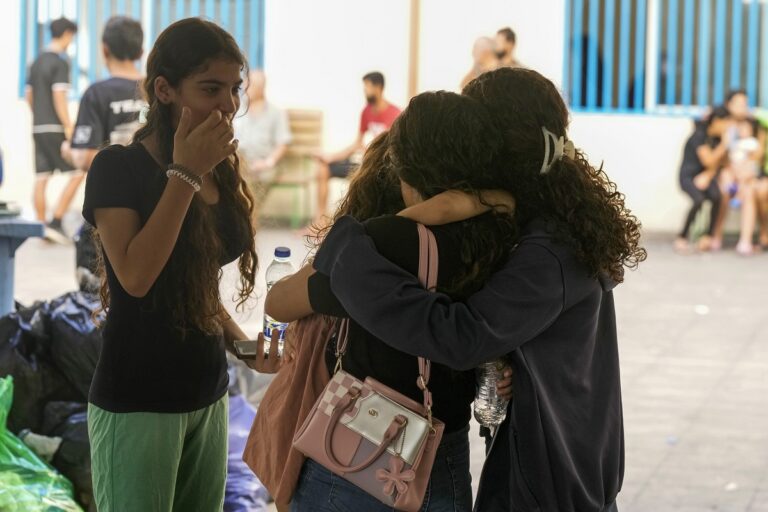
left=13, top=230, right=768, bottom=511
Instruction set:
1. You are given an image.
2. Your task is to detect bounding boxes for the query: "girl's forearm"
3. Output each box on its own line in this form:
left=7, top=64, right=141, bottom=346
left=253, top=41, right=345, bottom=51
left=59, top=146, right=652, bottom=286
left=399, top=190, right=514, bottom=225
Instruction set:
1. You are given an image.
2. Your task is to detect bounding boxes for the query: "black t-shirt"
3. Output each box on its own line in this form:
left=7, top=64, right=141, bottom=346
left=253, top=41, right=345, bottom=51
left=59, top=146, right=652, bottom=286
left=72, top=77, right=146, bottom=149
left=82, top=143, right=249, bottom=413
left=27, top=52, right=70, bottom=131
left=680, top=124, right=717, bottom=180
left=308, top=215, right=477, bottom=433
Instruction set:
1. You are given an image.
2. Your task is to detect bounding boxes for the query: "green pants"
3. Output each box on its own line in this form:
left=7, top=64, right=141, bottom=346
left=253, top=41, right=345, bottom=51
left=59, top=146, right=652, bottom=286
left=87, top=395, right=228, bottom=512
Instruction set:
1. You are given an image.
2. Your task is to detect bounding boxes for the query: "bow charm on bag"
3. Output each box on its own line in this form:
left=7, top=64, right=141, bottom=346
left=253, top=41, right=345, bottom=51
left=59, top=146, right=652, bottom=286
left=376, top=456, right=416, bottom=497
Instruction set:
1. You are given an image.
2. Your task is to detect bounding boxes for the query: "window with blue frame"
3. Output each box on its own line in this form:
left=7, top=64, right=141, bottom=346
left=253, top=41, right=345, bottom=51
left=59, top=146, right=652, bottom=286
left=18, top=0, right=265, bottom=99
left=564, top=0, right=768, bottom=114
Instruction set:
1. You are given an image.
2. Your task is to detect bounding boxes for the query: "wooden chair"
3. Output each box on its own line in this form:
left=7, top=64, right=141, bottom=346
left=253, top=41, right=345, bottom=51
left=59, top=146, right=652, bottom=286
left=255, top=109, right=323, bottom=228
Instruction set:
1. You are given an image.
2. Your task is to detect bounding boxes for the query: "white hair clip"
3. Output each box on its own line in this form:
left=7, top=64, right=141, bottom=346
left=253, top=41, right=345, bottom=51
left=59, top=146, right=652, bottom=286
left=540, top=127, right=576, bottom=174
left=138, top=105, right=150, bottom=124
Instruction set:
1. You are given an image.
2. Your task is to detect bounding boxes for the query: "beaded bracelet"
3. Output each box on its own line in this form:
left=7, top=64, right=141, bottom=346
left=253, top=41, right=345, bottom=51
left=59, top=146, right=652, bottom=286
left=166, top=164, right=203, bottom=193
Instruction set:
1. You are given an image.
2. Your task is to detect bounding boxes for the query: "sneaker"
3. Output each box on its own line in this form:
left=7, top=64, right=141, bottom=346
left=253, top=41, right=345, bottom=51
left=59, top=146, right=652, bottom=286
left=44, top=223, right=71, bottom=245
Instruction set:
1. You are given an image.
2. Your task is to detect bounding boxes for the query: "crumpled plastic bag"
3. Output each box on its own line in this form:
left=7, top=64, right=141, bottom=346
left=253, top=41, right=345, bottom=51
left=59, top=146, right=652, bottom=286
left=0, top=376, right=82, bottom=511
left=41, top=402, right=92, bottom=510
left=225, top=394, right=269, bottom=512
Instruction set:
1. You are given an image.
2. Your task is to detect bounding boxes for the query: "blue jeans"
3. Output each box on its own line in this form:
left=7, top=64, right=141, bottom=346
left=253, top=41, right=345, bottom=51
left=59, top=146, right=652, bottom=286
left=291, top=426, right=473, bottom=512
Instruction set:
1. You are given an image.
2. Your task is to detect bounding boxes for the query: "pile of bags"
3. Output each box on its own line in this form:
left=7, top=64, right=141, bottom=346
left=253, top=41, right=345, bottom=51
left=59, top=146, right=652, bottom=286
left=0, top=376, right=83, bottom=511
left=0, top=292, right=99, bottom=510
left=0, top=291, right=269, bottom=511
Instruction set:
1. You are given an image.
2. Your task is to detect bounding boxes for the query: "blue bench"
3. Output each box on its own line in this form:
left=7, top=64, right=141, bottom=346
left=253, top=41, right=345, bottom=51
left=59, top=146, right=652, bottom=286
left=0, top=217, right=44, bottom=316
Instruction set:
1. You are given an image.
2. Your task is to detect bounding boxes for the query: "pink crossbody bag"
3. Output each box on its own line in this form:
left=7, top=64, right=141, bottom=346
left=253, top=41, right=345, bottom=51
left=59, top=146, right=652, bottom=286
left=292, top=223, right=445, bottom=511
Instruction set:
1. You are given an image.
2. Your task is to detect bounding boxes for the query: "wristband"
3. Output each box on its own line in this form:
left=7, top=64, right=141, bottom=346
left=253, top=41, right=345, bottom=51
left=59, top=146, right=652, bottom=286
left=167, top=164, right=203, bottom=192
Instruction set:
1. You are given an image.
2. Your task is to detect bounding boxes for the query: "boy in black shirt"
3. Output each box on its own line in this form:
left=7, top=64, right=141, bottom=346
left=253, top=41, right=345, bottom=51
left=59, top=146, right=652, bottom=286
left=26, top=17, right=77, bottom=243
left=71, top=16, right=146, bottom=290
left=71, top=16, right=146, bottom=171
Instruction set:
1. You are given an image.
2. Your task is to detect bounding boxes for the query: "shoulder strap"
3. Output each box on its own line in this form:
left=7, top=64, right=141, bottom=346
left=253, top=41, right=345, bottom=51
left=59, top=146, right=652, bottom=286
left=335, top=223, right=439, bottom=420
left=415, top=224, right=436, bottom=418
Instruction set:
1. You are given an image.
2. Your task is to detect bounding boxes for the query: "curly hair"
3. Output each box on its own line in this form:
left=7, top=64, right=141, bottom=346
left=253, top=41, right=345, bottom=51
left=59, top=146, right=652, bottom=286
left=463, top=68, right=646, bottom=283
left=387, top=91, right=518, bottom=297
left=96, top=18, right=257, bottom=335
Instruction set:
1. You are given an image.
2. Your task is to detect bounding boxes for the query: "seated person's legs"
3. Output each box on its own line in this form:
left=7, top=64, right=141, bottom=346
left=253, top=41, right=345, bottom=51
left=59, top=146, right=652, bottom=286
left=755, top=177, right=768, bottom=246
left=313, top=159, right=331, bottom=226
left=712, top=168, right=736, bottom=248
left=313, top=158, right=357, bottom=227
left=676, top=178, right=707, bottom=252
left=736, top=178, right=758, bottom=255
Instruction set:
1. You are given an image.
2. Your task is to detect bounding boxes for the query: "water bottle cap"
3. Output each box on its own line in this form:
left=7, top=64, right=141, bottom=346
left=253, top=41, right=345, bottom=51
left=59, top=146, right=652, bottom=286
left=274, top=247, right=291, bottom=258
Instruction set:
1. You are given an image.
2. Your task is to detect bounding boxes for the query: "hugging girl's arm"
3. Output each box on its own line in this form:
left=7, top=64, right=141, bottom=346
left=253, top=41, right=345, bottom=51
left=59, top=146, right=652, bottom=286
left=398, top=189, right=515, bottom=225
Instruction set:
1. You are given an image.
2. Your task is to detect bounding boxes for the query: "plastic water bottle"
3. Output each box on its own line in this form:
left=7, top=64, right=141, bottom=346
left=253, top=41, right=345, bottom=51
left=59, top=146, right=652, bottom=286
left=473, top=359, right=509, bottom=430
left=263, top=247, right=294, bottom=358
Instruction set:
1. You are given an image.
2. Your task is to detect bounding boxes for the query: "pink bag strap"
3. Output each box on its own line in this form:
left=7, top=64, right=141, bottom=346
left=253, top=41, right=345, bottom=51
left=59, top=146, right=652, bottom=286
left=334, top=316, right=350, bottom=360
left=334, top=223, right=439, bottom=421
left=415, top=224, right=437, bottom=419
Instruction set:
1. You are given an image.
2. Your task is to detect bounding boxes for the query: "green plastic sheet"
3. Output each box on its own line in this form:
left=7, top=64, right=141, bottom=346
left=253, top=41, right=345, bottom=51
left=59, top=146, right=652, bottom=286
left=0, top=376, right=82, bottom=512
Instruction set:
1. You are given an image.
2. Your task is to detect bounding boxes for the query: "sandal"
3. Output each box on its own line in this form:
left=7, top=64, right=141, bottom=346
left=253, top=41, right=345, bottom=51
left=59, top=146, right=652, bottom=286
left=736, top=241, right=755, bottom=256
left=674, top=238, right=692, bottom=254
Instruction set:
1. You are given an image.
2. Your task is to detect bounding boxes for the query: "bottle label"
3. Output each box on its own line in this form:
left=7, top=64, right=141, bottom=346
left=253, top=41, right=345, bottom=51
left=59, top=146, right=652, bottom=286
left=263, top=318, right=288, bottom=342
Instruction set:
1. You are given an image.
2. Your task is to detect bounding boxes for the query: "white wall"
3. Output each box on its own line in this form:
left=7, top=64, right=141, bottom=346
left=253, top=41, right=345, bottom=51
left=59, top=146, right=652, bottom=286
left=570, top=113, right=691, bottom=232
left=0, top=0, right=35, bottom=209
left=419, top=0, right=565, bottom=92
left=0, top=0, right=691, bottom=232
left=263, top=0, right=411, bottom=150
left=262, top=0, right=567, bottom=145
left=0, top=1, right=21, bottom=104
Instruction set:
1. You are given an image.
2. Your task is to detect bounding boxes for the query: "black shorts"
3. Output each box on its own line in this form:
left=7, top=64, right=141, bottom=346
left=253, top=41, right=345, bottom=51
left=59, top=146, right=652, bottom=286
left=33, top=132, right=76, bottom=175
left=328, top=158, right=357, bottom=179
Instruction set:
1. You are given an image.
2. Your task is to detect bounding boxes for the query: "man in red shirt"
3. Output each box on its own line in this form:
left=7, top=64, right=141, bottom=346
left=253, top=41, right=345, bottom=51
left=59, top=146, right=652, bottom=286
left=311, top=72, right=400, bottom=228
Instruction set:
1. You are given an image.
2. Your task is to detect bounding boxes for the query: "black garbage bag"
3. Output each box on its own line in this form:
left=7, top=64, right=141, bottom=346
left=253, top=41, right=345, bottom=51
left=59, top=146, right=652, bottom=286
left=42, top=402, right=93, bottom=511
left=11, top=300, right=51, bottom=356
left=40, top=401, right=87, bottom=436
left=74, top=224, right=98, bottom=275
left=0, top=311, right=79, bottom=434
left=74, top=224, right=100, bottom=294
left=48, top=293, right=104, bottom=401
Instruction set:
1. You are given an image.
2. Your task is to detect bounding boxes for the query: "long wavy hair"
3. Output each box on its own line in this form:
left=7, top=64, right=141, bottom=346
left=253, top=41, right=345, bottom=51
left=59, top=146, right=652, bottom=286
left=332, top=133, right=405, bottom=221
left=463, top=68, right=646, bottom=283
left=387, top=91, right=517, bottom=297
left=97, top=18, right=257, bottom=334
left=310, top=133, right=404, bottom=250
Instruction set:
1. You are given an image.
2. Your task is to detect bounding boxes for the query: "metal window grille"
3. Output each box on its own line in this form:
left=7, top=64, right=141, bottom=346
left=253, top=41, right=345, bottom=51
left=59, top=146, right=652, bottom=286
left=564, top=0, right=768, bottom=114
left=18, top=0, right=265, bottom=98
